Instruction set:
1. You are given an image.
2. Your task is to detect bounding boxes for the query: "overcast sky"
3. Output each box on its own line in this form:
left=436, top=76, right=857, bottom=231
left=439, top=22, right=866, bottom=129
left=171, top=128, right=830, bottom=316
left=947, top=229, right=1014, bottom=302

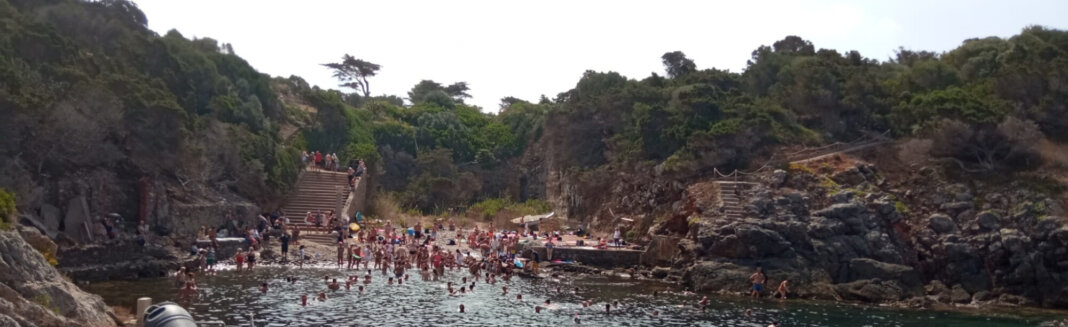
left=135, top=0, right=1068, bottom=112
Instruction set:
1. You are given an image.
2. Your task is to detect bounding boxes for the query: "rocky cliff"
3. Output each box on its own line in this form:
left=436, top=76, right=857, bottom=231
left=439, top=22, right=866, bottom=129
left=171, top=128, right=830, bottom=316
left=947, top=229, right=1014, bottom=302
left=0, top=227, right=116, bottom=326
left=646, top=151, right=1068, bottom=308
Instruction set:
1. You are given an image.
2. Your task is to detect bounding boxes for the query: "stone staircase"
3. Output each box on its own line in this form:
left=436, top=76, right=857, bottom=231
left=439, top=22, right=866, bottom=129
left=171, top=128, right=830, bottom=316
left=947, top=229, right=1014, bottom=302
left=717, top=182, right=753, bottom=220
left=282, top=170, right=350, bottom=244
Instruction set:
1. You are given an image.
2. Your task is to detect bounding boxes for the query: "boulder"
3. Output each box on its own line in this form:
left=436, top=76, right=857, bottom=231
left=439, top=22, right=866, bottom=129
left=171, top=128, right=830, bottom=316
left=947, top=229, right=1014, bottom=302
left=814, top=202, right=864, bottom=220
left=847, top=258, right=923, bottom=288
left=831, top=167, right=867, bottom=186
left=925, top=280, right=951, bottom=303
left=972, top=290, right=994, bottom=302
left=835, top=279, right=909, bottom=302
left=940, top=201, right=973, bottom=212
left=651, top=267, right=671, bottom=279
left=927, top=214, right=957, bottom=234
left=62, top=196, right=92, bottom=243
left=40, top=204, right=62, bottom=233
left=683, top=261, right=752, bottom=293
left=769, top=169, right=787, bottom=187
left=829, top=191, right=855, bottom=204
left=0, top=230, right=115, bottom=326
left=977, top=211, right=1002, bottom=231
left=950, top=284, right=971, bottom=303
left=807, top=217, right=845, bottom=239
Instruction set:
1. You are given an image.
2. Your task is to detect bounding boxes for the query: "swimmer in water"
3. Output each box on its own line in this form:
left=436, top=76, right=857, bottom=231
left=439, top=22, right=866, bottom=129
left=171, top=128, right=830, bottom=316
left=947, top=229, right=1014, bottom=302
left=605, top=303, right=611, bottom=314
left=328, top=278, right=340, bottom=291
left=502, top=286, right=508, bottom=295
left=516, top=294, right=522, bottom=300
left=652, top=310, right=659, bottom=317
left=459, top=304, right=465, bottom=313
left=259, top=282, right=268, bottom=293
left=317, top=292, right=327, bottom=301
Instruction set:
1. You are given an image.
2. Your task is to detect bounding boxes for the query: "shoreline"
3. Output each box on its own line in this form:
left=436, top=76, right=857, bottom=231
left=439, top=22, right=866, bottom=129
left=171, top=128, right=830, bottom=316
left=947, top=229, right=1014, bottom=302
left=92, top=262, right=1068, bottom=326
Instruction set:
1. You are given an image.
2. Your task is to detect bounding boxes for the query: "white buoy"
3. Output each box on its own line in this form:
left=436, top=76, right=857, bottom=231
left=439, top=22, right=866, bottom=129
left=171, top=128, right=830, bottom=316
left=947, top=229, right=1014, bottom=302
left=135, top=297, right=152, bottom=327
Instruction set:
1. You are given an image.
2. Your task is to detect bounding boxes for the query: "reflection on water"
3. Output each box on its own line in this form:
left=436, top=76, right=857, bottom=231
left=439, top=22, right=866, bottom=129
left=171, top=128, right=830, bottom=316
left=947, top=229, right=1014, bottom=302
left=86, top=266, right=1059, bottom=327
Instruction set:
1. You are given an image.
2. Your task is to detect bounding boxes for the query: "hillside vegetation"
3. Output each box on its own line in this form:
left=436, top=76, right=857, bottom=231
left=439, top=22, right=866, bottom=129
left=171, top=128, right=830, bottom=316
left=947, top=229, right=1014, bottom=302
left=1, top=0, right=1066, bottom=222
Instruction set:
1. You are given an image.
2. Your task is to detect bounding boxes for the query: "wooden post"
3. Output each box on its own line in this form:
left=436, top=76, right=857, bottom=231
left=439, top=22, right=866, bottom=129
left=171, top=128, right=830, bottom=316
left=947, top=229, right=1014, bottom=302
left=135, top=297, right=151, bottom=327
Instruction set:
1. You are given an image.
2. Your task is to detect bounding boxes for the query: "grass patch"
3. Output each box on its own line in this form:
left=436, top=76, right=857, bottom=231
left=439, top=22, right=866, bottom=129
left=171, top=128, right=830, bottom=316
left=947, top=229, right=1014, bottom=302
left=894, top=200, right=911, bottom=215
left=32, top=294, right=59, bottom=314
left=0, top=188, right=15, bottom=231
left=468, top=198, right=550, bottom=221
left=788, top=162, right=815, bottom=174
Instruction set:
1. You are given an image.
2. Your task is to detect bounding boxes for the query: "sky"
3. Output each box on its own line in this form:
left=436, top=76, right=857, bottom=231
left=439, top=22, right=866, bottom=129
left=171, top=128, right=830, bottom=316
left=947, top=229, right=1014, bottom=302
left=134, top=0, right=1068, bottom=112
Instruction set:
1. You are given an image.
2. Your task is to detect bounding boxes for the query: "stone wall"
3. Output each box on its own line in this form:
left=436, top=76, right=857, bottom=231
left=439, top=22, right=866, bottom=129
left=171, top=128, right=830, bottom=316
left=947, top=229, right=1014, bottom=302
left=342, top=176, right=368, bottom=218
left=159, top=201, right=259, bottom=238
left=524, top=246, right=642, bottom=268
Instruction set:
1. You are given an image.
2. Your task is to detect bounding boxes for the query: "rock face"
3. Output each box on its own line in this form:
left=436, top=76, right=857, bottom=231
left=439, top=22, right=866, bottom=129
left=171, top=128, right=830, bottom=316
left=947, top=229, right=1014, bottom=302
left=57, top=240, right=189, bottom=282
left=0, top=229, right=115, bottom=326
left=673, top=164, right=1068, bottom=308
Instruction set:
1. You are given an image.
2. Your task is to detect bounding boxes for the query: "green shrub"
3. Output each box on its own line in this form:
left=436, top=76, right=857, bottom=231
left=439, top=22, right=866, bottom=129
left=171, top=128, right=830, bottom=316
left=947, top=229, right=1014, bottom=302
left=0, top=188, right=15, bottom=230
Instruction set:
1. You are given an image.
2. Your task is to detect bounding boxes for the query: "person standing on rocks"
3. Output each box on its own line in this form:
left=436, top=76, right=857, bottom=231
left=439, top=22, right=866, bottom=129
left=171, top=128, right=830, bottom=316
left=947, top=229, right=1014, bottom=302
left=280, top=231, right=291, bottom=261
left=235, top=249, right=246, bottom=273
left=749, top=266, right=766, bottom=298
left=774, top=279, right=790, bottom=301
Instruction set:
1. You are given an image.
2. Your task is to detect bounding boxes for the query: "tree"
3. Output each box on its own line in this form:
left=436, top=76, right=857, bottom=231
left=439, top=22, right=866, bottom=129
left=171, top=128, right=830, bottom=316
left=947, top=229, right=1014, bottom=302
left=661, top=51, right=696, bottom=78
left=322, top=54, right=381, bottom=97
left=928, top=117, right=1043, bottom=171
left=409, top=80, right=472, bottom=105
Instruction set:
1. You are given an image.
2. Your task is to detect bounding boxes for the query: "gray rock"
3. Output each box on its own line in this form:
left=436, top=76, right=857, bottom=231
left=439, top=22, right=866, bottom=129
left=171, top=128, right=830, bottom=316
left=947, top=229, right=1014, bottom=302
left=925, top=280, right=951, bottom=303
left=950, top=284, right=971, bottom=303
left=704, top=225, right=791, bottom=258
left=956, top=209, right=976, bottom=222
left=941, top=201, right=973, bottom=212
left=651, top=267, right=671, bottom=279
left=835, top=279, right=909, bottom=302
left=807, top=217, right=845, bottom=239
left=40, top=204, right=62, bottom=233
left=814, top=202, right=864, bottom=220
left=63, top=196, right=93, bottom=243
left=927, top=214, right=957, bottom=234
left=830, top=191, right=855, bottom=204
left=770, top=169, right=787, bottom=187
left=847, top=258, right=923, bottom=288
left=977, top=211, right=1002, bottom=231
left=832, top=167, right=867, bottom=186
left=0, top=230, right=115, bottom=327
left=972, top=290, right=994, bottom=302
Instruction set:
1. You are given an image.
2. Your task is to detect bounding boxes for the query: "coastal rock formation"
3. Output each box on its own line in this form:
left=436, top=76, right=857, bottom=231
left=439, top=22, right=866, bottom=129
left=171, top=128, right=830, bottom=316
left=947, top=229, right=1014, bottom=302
left=669, top=159, right=1068, bottom=308
left=0, top=228, right=116, bottom=326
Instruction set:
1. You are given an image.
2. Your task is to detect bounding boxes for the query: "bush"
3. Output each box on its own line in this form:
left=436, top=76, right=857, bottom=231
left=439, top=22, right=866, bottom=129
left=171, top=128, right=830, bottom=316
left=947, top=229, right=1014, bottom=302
left=0, top=188, right=15, bottom=230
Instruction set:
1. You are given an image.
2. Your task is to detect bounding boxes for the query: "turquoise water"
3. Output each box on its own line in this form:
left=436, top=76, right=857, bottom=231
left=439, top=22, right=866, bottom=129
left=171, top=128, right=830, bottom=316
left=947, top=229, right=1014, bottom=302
left=85, top=266, right=1063, bottom=326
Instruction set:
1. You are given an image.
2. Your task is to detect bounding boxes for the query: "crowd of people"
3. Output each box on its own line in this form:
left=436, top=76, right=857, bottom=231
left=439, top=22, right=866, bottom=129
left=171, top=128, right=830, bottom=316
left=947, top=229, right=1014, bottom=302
left=302, top=151, right=342, bottom=171
left=172, top=214, right=788, bottom=326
